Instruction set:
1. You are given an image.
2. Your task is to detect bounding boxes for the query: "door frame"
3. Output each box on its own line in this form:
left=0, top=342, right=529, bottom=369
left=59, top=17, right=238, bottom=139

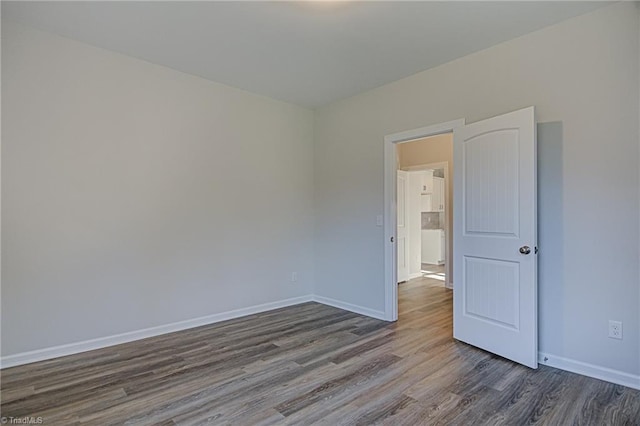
left=383, top=119, right=464, bottom=321
left=403, top=161, right=450, bottom=287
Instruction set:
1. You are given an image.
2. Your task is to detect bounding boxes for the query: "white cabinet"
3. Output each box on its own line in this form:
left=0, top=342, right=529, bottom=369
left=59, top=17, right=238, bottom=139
left=421, top=229, right=445, bottom=265
left=431, top=177, right=445, bottom=212
left=420, top=170, right=434, bottom=194
left=420, top=194, right=432, bottom=212
left=419, top=172, right=444, bottom=212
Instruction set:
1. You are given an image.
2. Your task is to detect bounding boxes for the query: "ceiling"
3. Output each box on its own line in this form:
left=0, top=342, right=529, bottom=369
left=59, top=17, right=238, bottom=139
left=2, top=1, right=608, bottom=108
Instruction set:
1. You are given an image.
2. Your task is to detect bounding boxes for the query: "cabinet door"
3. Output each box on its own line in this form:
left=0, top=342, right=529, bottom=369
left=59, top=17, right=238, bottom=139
left=421, top=194, right=432, bottom=212
left=421, top=170, right=434, bottom=194
left=433, top=179, right=437, bottom=211
left=432, top=177, right=444, bottom=212
left=439, top=178, right=445, bottom=212
left=421, top=230, right=441, bottom=264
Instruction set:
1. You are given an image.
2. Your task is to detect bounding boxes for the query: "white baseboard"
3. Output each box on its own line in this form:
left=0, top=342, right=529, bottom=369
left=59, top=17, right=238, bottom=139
left=312, top=295, right=387, bottom=321
left=539, top=352, right=640, bottom=390
left=0, top=295, right=314, bottom=369
left=408, top=272, right=423, bottom=280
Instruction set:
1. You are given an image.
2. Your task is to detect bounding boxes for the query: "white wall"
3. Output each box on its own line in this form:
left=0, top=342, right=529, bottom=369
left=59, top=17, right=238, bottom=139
left=1, top=22, right=315, bottom=357
left=314, top=2, right=640, bottom=379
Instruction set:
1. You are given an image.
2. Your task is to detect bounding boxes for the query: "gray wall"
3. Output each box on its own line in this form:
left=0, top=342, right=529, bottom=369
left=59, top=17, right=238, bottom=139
left=1, top=22, right=315, bottom=356
left=314, top=3, right=640, bottom=376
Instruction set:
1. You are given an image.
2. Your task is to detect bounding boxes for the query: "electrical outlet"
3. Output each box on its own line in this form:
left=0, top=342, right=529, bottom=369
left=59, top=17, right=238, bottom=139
left=608, top=320, right=622, bottom=340
left=291, top=272, right=298, bottom=283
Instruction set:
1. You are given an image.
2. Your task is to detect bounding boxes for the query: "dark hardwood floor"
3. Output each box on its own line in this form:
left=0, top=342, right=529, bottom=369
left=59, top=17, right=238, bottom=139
left=2, top=275, right=639, bottom=425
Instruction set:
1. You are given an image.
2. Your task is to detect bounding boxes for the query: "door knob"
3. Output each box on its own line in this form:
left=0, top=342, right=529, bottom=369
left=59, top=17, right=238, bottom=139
left=519, top=246, right=531, bottom=255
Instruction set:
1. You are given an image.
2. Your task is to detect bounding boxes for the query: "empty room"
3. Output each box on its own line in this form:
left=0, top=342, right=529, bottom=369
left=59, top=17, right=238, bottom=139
left=2, top=1, right=640, bottom=424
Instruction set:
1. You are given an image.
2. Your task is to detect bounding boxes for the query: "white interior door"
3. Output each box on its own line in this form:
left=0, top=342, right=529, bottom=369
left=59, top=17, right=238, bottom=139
left=397, top=170, right=409, bottom=283
left=453, top=107, right=538, bottom=368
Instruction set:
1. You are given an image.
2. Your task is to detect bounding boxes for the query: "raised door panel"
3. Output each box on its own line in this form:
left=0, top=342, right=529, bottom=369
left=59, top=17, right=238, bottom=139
left=397, top=171, right=409, bottom=283
left=463, top=131, right=519, bottom=237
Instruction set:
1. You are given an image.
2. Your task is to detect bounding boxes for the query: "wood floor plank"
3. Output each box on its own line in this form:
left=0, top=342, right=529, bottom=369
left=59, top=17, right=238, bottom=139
left=2, top=274, right=639, bottom=425
left=380, top=391, right=463, bottom=426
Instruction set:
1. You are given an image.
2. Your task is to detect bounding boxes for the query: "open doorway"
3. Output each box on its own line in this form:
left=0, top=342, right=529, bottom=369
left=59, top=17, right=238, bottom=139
left=392, top=132, right=456, bottom=364
left=383, top=119, right=463, bottom=321
left=396, top=134, right=452, bottom=314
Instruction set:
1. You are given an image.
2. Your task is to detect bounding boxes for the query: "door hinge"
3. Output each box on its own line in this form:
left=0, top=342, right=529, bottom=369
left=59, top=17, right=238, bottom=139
left=535, top=246, right=539, bottom=254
